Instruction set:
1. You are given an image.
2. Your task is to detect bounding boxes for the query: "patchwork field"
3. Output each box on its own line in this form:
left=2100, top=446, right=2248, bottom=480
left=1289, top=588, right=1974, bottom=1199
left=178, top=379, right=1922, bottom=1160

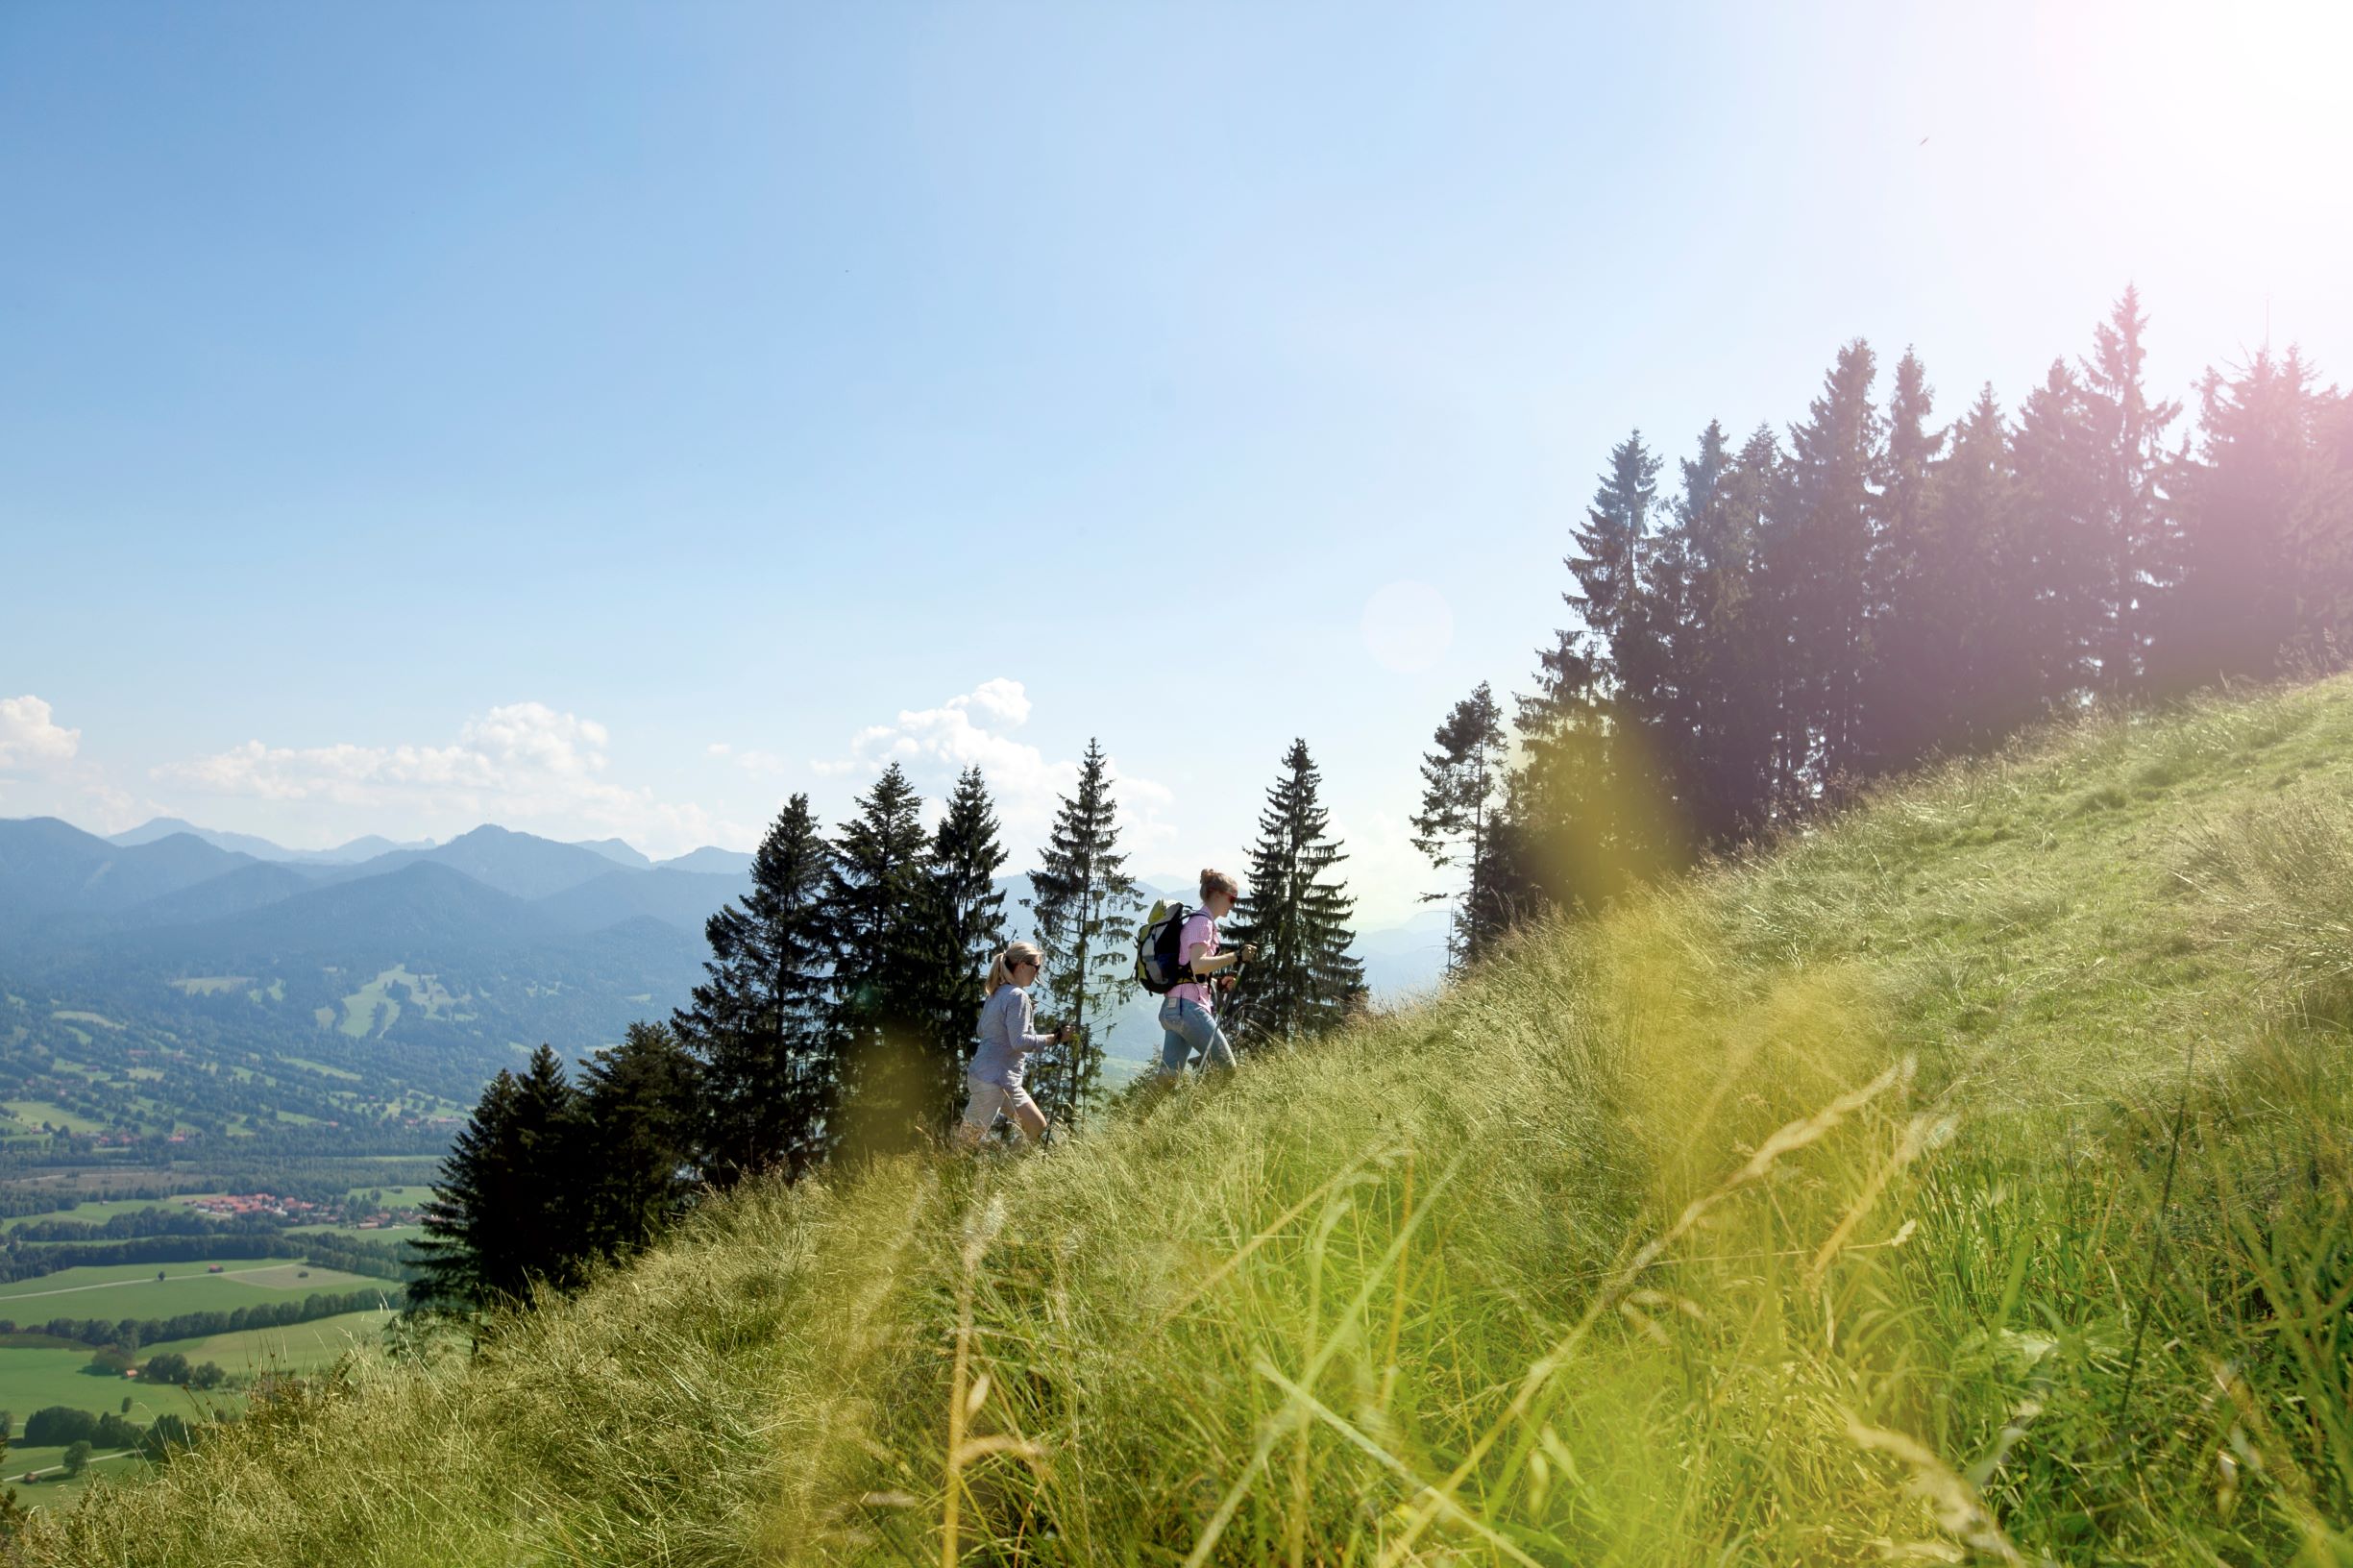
left=0, top=1261, right=377, bottom=1316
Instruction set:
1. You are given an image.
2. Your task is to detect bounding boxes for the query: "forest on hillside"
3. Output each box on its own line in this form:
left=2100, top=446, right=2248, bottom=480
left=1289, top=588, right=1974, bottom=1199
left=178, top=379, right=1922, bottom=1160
left=414, top=287, right=2352, bottom=1319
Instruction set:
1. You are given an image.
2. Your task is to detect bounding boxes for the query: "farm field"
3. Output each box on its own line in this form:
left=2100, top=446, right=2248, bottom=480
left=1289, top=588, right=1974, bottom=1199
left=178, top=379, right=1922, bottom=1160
left=137, top=1308, right=397, bottom=1375
left=0, top=1260, right=377, bottom=1316
left=1, top=1199, right=180, bottom=1234
left=7, top=1444, right=144, bottom=1508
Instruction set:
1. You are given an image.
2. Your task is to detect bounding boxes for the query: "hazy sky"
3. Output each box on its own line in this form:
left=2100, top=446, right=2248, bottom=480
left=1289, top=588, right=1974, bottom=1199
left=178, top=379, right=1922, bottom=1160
left=3, top=2, right=2346, bottom=923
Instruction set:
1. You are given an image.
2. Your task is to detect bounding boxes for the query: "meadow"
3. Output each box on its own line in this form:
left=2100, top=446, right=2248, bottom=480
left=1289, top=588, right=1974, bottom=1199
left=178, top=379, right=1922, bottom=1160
left=0, top=1260, right=378, bottom=1316
left=20, top=677, right=2353, bottom=1564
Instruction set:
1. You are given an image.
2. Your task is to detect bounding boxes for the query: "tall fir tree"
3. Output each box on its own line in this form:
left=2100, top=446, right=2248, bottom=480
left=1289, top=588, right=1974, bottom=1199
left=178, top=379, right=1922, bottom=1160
left=1776, top=339, right=1883, bottom=792
left=411, top=1044, right=584, bottom=1312
left=2154, top=347, right=2344, bottom=689
left=925, top=766, right=1011, bottom=1077
left=572, top=1021, right=697, bottom=1265
left=1665, top=421, right=1781, bottom=844
left=826, top=763, right=946, bottom=1158
left=1227, top=740, right=1365, bottom=1045
left=1862, top=349, right=1950, bottom=773
left=673, top=794, right=834, bottom=1183
left=1026, top=739, right=1138, bottom=1128
left=1411, top=682, right=1515, bottom=968
left=2079, top=285, right=2182, bottom=695
left=2010, top=356, right=2103, bottom=709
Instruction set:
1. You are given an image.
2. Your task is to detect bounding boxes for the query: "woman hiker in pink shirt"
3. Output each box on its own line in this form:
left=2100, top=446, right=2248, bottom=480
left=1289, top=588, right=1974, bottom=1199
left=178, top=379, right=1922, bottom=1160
left=1157, top=868, right=1257, bottom=1076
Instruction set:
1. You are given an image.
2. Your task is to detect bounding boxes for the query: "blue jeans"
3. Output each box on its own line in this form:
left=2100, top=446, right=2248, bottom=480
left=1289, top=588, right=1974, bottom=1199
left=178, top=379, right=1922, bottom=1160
left=1158, top=997, right=1237, bottom=1075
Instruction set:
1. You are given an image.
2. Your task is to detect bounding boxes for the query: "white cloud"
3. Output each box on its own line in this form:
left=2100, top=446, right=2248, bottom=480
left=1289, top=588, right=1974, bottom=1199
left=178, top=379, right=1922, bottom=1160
left=159, top=701, right=749, bottom=857
left=707, top=741, right=791, bottom=777
left=0, top=695, right=80, bottom=772
left=814, top=678, right=1176, bottom=862
left=0, top=692, right=141, bottom=829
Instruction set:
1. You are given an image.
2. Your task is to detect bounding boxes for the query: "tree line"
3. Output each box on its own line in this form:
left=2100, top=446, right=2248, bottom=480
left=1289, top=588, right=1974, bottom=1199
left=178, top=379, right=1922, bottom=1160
left=0, top=1232, right=407, bottom=1286
left=413, top=742, right=1366, bottom=1313
left=1415, top=289, right=2353, bottom=964
left=0, top=1287, right=391, bottom=1354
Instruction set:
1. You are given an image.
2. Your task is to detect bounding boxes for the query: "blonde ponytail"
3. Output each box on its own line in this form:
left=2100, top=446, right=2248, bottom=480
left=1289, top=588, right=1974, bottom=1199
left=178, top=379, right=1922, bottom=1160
left=985, top=941, right=1045, bottom=997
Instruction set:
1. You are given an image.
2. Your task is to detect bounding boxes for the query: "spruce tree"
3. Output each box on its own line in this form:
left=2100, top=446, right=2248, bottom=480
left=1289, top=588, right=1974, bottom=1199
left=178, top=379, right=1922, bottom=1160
left=1665, top=421, right=1780, bottom=845
left=1777, top=339, right=1883, bottom=792
left=573, top=1021, right=696, bottom=1264
left=826, top=763, right=944, bottom=1158
left=2153, top=347, right=2341, bottom=689
left=1934, top=384, right=2038, bottom=748
left=1026, top=739, right=1137, bottom=1127
left=673, top=794, right=834, bottom=1183
left=1228, top=740, right=1364, bottom=1045
left=2079, top=285, right=2182, bottom=694
left=1410, top=682, right=1514, bottom=968
left=1862, top=349, right=1949, bottom=773
left=411, top=1044, right=583, bottom=1312
left=2010, top=357, right=2102, bottom=709
left=926, top=766, right=1010, bottom=1074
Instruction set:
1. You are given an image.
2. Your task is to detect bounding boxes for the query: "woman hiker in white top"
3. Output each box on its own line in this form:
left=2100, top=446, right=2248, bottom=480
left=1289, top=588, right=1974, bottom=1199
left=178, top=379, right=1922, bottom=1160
left=1157, top=868, right=1257, bottom=1076
left=958, top=941, right=1073, bottom=1147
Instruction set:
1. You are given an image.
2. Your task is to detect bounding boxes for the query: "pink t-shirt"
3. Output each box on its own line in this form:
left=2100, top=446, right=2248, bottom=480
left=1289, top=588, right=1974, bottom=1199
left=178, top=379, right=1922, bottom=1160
left=1167, top=910, right=1218, bottom=1008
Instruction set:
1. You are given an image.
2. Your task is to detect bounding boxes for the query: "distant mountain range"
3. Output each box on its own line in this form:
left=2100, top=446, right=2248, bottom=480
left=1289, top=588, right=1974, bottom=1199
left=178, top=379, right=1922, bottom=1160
left=0, top=815, right=1442, bottom=1153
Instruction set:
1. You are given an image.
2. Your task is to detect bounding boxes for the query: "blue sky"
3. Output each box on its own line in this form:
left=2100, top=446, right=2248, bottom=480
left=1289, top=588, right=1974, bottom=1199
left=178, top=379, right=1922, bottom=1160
left=2, top=2, right=2345, bottom=923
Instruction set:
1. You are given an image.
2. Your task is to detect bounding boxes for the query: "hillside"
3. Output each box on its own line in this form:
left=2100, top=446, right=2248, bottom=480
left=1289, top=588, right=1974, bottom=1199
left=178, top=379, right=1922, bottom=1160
left=26, top=678, right=2353, bottom=1563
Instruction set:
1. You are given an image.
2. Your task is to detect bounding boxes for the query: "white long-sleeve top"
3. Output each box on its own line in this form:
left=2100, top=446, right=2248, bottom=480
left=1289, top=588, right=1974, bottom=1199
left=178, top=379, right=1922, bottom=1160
left=969, top=983, right=1055, bottom=1089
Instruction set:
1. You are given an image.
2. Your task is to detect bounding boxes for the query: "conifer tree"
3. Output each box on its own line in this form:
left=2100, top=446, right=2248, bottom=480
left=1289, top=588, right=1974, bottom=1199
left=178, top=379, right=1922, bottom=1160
left=2079, top=285, right=2181, bottom=694
left=2010, top=357, right=2102, bottom=708
left=2154, top=347, right=2345, bottom=688
left=1228, top=740, right=1364, bottom=1045
left=1026, top=740, right=1137, bottom=1127
left=1411, top=682, right=1514, bottom=968
left=826, top=763, right=945, bottom=1157
left=1664, top=421, right=1780, bottom=844
left=1862, top=349, right=1950, bottom=773
left=411, top=1044, right=583, bottom=1312
left=1934, top=384, right=2037, bottom=748
left=925, top=766, right=1010, bottom=1072
left=572, top=1021, right=696, bottom=1264
left=1777, top=339, right=1882, bottom=791
left=673, top=794, right=834, bottom=1182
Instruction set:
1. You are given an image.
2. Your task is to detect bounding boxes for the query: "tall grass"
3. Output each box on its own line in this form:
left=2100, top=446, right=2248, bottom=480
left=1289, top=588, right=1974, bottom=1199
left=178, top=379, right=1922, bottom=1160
left=25, top=678, right=2353, bottom=1565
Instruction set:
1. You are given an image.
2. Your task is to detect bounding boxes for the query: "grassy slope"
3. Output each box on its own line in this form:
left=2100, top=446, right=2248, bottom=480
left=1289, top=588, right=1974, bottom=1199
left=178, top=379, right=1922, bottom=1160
left=27, top=680, right=2353, bottom=1565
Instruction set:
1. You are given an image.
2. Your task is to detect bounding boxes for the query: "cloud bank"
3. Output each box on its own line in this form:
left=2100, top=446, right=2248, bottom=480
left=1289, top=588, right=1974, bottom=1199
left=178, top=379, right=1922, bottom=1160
left=159, top=701, right=746, bottom=855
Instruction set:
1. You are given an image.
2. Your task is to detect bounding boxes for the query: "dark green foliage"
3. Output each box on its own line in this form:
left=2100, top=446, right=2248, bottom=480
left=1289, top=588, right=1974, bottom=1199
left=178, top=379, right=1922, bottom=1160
left=22, top=1408, right=96, bottom=1447
left=571, top=1021, right=697, bottom=1263
left=2079, top=284, right=2182, bottom=694
left=140, top=1351, right=190, bottom=1384
left=1411, top=683, right=1516, bottom=968
left=136, top=1412, right=193, bottom=1462
left=1026, top=741, right=1137, bottom=1127
left=826, top=764, right=950, bottom=1159
left=1500, top=291, right=2351, bottom=940
left=674, top=794, right=834, bottom=1184
left=61, top=1440, right=89, bottom=1477
left=2154, top=346, right=2353, bottom=689
left=923, top=767, right=1010, bottom=1077
left=409, top=1044, right=584, bottom=1311
left=1228, top=741, right=1365, bottom=1045
left=0, top=1426, right=21, bottom=1538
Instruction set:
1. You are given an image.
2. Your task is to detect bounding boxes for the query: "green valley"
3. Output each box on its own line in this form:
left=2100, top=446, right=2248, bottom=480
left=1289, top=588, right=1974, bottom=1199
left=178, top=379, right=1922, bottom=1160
left=17, top=676, right=2353, bottom=1562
